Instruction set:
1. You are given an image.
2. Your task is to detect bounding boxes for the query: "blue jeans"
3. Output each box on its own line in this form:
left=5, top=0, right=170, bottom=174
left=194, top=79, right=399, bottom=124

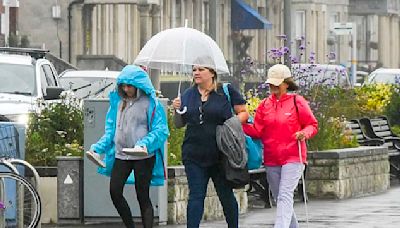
left=184, top=161, right=238, bottom=228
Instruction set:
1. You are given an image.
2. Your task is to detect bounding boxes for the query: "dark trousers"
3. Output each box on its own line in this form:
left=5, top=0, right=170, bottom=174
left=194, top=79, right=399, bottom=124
left=184, top=161, right=239, bottom=228
left=110, top=157, right=155, bottom=228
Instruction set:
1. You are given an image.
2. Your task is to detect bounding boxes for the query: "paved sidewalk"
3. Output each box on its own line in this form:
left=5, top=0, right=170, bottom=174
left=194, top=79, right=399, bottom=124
left=45, top=183, right=400, bottom=228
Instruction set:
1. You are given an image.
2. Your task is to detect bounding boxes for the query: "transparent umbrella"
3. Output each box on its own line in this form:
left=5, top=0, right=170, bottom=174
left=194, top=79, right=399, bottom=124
left=134, top=27, right=230, bottom=113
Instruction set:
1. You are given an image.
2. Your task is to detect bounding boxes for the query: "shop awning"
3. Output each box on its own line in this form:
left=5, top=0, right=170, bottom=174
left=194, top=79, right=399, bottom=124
left=231, top=0, right=272, bottom=30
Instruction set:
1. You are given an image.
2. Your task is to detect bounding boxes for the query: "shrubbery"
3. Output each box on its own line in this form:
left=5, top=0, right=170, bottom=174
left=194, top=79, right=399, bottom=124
left=25, top=93, right=83, bottom=166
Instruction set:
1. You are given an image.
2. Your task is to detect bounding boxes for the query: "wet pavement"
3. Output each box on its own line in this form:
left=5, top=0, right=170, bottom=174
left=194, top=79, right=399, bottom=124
left=44, top=181, right=400, bottom=228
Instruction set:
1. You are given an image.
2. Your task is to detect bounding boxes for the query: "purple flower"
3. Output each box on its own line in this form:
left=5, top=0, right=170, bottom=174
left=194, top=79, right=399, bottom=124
left=282, top=47, right=290, bottom=53
left=327, top=52, right=336, bottom=60
left=0, top=202, right=5, bottom=209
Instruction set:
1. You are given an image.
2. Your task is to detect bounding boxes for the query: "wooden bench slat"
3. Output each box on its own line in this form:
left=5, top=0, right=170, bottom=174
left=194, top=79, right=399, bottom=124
left=376, top=131, right=392, bottom=137
left=372, top=125, right=390, bottom=132
left=371, top=120, right=387, bottom=126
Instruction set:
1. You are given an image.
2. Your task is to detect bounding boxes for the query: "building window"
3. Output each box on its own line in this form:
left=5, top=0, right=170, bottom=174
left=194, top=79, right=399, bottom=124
left=175, top=0, right=181, bottom=27
left=295, top=10, right=305, bottom=40
left=329, top=12, right=339, bottom=53
left=202, top=1, right=209, bottom=33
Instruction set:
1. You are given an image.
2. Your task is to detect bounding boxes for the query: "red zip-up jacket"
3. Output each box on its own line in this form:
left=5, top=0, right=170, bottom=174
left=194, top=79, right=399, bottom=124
left=243, top=93, right=318, bottom=166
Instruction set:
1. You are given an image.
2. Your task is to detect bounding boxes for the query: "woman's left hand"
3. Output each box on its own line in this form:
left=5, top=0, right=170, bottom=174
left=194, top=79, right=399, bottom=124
left=295, top=131, right=306, bottom=141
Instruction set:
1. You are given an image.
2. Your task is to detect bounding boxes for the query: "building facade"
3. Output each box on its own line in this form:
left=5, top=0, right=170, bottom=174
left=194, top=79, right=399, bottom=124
left=18, top=0, right=399, bottom=74
left=349, top=0, right=400, bottom=69
left=1, top=0, right=19, bottom=46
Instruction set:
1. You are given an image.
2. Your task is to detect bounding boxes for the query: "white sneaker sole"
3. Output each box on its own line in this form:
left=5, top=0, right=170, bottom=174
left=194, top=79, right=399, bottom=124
left=86, top=151, right=106, bottom=168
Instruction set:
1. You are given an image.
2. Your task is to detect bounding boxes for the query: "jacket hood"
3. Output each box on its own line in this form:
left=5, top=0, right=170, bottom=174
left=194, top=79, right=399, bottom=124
left=116, top=65, right=156, bottom=98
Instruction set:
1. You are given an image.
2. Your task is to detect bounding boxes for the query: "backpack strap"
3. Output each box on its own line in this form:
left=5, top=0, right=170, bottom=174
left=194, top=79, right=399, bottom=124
left=222, top=83, right=234, bottom=114
left=293, top=95, right=299, bottom=117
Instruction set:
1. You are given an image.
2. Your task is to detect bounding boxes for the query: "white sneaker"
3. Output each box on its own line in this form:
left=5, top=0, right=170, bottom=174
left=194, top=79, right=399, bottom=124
left=86, top=151, right=106, bottom=168
left=122, top=146, right=148, bottom=156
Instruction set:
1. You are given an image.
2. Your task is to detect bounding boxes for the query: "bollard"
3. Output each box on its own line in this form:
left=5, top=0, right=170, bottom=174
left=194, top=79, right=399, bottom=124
left=57, top=156, right=83, bottom=224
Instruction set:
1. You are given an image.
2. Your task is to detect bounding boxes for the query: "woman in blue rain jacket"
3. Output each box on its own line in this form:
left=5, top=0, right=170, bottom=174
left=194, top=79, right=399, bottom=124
left=88, top=65, right=169, bottom=228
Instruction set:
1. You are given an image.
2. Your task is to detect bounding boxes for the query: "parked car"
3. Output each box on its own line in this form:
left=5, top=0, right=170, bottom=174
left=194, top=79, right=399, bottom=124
left=366, top=68, right=400, bottom=85
left=291, top=64, right=351, bottom=88
left=0, top=47, right=63, bottom=124
left=58, top=70, right=120, bottom=99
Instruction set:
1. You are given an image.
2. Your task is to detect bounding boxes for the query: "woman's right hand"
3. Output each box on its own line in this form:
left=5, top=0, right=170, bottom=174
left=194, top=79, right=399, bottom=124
left=172, top=97, right=181, bottom=110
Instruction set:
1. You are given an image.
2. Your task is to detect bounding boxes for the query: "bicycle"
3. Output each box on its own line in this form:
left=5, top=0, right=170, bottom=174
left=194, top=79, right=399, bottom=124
left=0, top=123, right=42, bottom=228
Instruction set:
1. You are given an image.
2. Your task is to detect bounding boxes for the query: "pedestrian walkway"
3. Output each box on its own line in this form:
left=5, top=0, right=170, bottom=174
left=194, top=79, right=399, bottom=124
left=45, top=183, right=400, bottom=228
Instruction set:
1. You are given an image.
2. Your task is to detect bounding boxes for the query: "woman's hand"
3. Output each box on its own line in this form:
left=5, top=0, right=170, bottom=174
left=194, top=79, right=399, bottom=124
left=172, top=97, right=181, bottom=110
left=295, top=131, right=306, bottom=141
left=233, top=104, right=249, bottom=124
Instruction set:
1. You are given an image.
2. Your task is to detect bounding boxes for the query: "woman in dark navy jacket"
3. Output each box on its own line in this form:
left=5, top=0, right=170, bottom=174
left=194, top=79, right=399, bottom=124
left=172, top=64, right=249, bottom=228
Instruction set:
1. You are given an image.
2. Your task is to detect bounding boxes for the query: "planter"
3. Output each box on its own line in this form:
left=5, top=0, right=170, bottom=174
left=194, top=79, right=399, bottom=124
left=306, top=146, right=390, bottom=199
left=26, top=166, right=57, bottom=177
left=27, top=166, right=58, bottom=224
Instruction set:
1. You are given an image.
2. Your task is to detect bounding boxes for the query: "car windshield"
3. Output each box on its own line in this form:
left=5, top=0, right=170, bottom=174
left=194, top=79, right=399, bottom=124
left=59, top=77, right=116, bottom=99
left=369, top=73, right=400, bottom=84
left=0, top=63, right=36, bottom=96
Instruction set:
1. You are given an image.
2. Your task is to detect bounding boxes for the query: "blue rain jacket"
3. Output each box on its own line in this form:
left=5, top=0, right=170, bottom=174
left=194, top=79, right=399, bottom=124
left=90, top=65, right=169, bottom=186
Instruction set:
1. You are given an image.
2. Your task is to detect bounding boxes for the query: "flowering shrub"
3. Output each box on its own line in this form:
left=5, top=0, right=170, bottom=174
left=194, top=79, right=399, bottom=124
left=385, top=85, right=400, bottom=126
left=355, top=84, right=394, bottom=115
left=308, top=116, right=358, bottom=151
left=245, top=89, right=263, bottom=116
left=26, top=92, right=84, bottom=166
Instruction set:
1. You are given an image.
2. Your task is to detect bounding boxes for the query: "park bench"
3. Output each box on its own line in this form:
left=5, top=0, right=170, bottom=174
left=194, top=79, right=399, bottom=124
left=358, top=117, right=400, bottom=180
left=348, top=119, right=385, bottom=146
left=247, top=166, right=272, bottom=208
left=247, top=165, right=307, bottom=208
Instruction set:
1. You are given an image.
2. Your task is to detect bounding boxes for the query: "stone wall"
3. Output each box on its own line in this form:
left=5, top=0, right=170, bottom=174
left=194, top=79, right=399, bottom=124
left=167, top=166, right=248, bottom=225
left=306, top=146, right=390, bottom=199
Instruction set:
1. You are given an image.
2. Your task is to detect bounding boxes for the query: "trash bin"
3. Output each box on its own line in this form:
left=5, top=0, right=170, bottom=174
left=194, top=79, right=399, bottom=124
left=57, top=156, right=83, bottom=224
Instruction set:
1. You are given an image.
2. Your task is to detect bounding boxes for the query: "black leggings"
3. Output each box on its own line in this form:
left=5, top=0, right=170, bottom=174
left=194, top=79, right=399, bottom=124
left=110, top=157, right=155, bottom=228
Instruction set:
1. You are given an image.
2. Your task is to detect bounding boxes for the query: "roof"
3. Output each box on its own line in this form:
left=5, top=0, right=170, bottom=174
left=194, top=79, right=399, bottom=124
left=0, top=53, right=32, bottom=65
left=59, top=70, right=120, bottom=79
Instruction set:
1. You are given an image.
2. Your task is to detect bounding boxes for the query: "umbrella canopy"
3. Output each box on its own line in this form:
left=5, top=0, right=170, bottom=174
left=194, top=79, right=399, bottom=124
left=134, top=27, right=230, bottom=75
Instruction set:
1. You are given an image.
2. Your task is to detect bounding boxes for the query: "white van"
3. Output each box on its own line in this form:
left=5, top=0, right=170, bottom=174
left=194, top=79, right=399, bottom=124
left=59, top=70, right=119, bottom=99
left=366, top=68, right=400, bottom=85
left=291, top=64, right=351, bottom=88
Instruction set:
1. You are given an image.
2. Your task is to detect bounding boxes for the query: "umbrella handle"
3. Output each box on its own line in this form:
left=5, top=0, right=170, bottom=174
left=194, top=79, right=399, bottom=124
left=176, top=106, right=187, bottom=114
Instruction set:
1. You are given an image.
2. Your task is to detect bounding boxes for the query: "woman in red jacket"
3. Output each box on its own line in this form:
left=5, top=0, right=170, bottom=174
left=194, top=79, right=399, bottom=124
left=243, top=64, right=318, bottom=228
